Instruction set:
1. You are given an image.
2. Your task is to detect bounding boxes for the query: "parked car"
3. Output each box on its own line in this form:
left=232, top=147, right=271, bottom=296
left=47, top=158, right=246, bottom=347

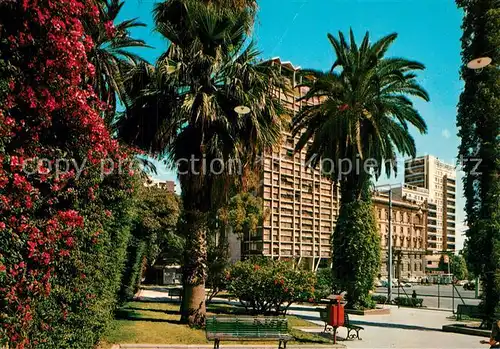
left=456, top=280, right=468, bottom=286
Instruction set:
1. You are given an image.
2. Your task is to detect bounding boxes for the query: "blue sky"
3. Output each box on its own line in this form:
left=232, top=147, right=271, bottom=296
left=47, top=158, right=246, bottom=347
left=120, top=0, right=467, bottom=249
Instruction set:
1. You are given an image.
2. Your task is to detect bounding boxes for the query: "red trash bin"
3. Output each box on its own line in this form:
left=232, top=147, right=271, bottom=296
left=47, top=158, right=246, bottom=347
left=328, top=302, right=345, bottom=327
left=327, top=295, right=345, bottom=344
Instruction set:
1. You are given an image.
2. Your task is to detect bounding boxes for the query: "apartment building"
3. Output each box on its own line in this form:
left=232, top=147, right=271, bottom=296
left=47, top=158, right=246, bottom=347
left=240, top=58, right=340, bottom=270
left=404, top=155, right=457, bottom=268
left=144, top=177, right=176, bottom=193
left=373, top=191, right=428, bottom=279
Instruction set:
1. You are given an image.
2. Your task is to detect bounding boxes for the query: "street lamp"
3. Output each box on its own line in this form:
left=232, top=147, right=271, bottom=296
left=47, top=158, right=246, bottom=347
left=374, top=183, right=399, bottom=303
left=467, top=56, right=493, bottom=70
left=234, top=105, right=251, bottom=115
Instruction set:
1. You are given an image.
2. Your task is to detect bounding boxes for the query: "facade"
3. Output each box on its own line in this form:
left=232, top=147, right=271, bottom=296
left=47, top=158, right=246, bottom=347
left=240, top=58, right=340, bottom=270
left=145, top=177, right=176, bottom=193
left=404, top=155, right=456, bottom=268
left=373, top=191, right=428, bottom=279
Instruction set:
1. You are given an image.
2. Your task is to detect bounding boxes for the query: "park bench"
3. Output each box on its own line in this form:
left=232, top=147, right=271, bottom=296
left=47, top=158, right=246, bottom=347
left=168, top=288, right=182, bottom=300
left=206, top=316, right=292, bottom=349
left=456, top=304, right=500, bottom=326
left=456, top=304, right=483, bottom=321
left=319, top=308, right=364, bottom=340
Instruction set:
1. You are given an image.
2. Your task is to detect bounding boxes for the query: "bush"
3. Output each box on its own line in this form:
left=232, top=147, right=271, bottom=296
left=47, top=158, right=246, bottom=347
left=227, top=258, right=316, bottom=315
left=371, top=295, right=387, bottom=304
left=394, top=297, right=423, bottom=307
left=313, top=268, right=333, bottom=301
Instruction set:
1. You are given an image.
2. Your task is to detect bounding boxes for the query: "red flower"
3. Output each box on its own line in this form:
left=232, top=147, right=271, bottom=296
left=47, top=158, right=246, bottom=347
left=338, top=103, right=349, bottom=112
left=103, top=21, right=116, bottom=38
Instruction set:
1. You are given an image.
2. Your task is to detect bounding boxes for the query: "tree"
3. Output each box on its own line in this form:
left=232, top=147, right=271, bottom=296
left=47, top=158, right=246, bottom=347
left=120, top=184, right=181, bottom=301
left=451, top=255, right=469, bottom=281
left=292, top=30, right=429, bottom=308
left=85, top=0, right=150, bottom=125
left=116, top=0, right=287, bottom=326
left=331, top=195, right=381, bottom=309
left=456, top=0, right=500, bottom=327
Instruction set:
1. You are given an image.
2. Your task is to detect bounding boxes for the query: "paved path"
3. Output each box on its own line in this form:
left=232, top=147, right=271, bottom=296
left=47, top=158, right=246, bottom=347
left=287, top=305, right=484, bottom=349
left=135, top=288, right=487, bottom=349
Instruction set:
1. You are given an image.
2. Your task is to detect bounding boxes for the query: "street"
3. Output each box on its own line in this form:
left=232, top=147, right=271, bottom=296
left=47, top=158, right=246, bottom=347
left=375, top=285, right=481, bottom=312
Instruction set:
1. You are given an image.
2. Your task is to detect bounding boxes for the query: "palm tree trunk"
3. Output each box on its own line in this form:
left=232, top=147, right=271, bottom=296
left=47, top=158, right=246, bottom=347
left=180, top=209, right=208, bottom=327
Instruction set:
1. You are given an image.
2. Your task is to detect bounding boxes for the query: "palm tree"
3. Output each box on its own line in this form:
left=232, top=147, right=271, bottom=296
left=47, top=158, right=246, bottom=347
left=116, top=0, right=287, bottom=326
left=292, top=30, right=429, bottom=202
left=292, top=30, right=429, bottom=308
left=86, top=0, right=150, bottom=125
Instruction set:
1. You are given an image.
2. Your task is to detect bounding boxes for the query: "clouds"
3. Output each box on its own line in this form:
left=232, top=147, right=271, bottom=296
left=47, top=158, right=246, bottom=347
left=441, top=129, right=451, bottom=139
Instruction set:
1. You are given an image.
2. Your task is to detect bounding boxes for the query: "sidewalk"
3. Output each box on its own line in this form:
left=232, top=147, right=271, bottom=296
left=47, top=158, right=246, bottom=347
left=290, top=306, right=485, bottom=349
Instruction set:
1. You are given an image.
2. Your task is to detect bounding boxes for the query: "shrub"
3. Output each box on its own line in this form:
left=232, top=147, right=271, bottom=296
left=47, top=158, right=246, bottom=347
left=371, top=295, right=387, bottom=304
left=394, top=297, right=423, bottom=307
left=227, top=258, right=316, bottom=315
left=314, top=268, right=333, bottom=301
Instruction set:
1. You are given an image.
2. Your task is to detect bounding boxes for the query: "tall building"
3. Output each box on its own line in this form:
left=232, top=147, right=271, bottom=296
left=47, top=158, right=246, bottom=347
left=144, top=177, right=176, bottom=193
left=373, top=191, right=428, bottom=279
left=240, top=58, right=340, bottom=270
left=404, top=155, right=456, bottom=268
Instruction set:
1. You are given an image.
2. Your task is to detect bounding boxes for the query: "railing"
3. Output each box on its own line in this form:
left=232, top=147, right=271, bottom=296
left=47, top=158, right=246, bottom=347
left=374, top=280, right=480, bottom=312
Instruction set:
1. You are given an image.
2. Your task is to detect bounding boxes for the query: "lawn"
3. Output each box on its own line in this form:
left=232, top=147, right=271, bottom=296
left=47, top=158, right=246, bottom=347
left=99, top=301, right=329, bottom=348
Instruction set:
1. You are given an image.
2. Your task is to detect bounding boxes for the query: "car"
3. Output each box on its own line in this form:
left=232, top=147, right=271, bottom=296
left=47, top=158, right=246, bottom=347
left=456, top=280, right=468, bottom=286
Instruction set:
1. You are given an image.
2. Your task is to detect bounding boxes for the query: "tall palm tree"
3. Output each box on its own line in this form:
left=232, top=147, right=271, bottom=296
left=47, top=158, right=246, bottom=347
left=292, top=30, right=429, bottom=308
left=86, top=0, right=150, bottom=125
left=292, top=30, right=429, bottom=202
left=116, top=0, right=287, bottom=326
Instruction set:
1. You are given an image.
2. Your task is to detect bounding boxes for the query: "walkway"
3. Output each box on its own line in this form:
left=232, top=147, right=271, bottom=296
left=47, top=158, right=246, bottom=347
left=288, top=304, right=484, bottom=349
left=136, top=288, right=486, bottom=349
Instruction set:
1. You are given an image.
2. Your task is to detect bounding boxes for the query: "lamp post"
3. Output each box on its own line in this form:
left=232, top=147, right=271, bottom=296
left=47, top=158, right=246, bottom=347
left=374, top=183, right=399, bottom=303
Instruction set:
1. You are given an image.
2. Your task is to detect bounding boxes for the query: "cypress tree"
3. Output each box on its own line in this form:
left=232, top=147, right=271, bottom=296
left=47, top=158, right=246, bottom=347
left=456, top=0, right=500, bottom=327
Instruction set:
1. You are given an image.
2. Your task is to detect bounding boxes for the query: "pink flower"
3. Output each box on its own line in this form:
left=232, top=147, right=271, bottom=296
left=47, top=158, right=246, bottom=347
left=104, top=21, right=116, bottom=38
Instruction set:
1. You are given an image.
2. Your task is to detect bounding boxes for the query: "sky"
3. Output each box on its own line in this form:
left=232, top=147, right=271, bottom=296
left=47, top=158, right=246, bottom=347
left=120, top=0, right=467, bottom=250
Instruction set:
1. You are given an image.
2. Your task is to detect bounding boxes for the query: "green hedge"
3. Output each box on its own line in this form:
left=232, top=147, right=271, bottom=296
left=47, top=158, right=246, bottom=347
left=394, top=297, right=423, bottom=307
left=371, top=295, right=387, bottom=304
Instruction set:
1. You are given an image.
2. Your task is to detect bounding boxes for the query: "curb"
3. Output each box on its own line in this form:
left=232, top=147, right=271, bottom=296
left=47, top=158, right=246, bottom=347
left=116, top=345, right=345, bottom=349
left=442, top=324, right=490, bottom=337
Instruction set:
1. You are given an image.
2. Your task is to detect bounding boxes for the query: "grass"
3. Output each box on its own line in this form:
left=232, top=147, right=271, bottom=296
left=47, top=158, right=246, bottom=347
left=100, top=301, right=328, bottom=348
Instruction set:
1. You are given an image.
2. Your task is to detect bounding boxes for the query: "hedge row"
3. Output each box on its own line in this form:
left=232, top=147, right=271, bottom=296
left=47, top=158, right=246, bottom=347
left=394, top=297, right=424, bottom=307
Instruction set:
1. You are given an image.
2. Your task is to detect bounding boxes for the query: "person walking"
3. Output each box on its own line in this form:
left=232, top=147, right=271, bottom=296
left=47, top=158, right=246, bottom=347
left=480, top=320, right=500, bottom=348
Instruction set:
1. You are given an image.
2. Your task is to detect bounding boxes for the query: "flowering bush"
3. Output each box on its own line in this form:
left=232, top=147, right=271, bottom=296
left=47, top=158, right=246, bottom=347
left=226, top=258, right=316, bottom=315
left=0, top=0, right=136, bottom=347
